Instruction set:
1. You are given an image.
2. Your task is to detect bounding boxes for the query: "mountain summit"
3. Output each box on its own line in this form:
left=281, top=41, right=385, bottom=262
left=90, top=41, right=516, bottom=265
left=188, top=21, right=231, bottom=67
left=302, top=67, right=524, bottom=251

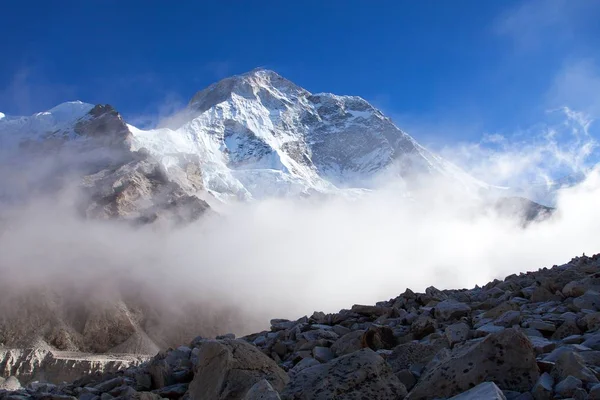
left=128, top=68, right=489, bottom=201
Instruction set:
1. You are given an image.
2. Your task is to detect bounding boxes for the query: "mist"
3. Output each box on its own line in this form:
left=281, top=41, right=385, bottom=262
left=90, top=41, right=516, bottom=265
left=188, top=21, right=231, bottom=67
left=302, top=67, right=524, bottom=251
left=0, top=108, right=599, bottom=350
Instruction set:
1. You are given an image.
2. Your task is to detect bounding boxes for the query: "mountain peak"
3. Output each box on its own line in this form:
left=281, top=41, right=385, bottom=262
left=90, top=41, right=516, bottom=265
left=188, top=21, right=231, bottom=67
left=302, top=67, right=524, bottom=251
left=188, top=68, right=308, bottom=114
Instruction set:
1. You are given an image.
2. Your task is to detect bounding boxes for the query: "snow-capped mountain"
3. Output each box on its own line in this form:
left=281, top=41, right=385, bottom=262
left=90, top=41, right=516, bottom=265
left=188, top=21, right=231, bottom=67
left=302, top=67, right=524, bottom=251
left=127, top=68, right=489, bottom=201
left=0, top=68, right=493, bottom=217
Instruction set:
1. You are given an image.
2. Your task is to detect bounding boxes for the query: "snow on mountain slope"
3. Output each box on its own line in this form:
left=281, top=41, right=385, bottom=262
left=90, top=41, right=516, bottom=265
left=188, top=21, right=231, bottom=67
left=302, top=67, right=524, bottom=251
left=0, top=69, right=491, bottom=203
left=128, top=68, right=490, bottom=200
left=0, top=101, right=94, bottom=150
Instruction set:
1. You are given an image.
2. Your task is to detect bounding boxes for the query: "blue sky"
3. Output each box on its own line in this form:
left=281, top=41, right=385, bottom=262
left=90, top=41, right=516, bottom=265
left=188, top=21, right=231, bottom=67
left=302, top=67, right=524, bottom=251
left=1, top=0, right=599, bottom=152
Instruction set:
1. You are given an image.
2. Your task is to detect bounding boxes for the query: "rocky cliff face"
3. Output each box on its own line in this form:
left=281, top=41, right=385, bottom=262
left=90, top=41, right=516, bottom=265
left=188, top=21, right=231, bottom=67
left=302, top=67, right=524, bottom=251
left=2, top=253, right=600, bottom=399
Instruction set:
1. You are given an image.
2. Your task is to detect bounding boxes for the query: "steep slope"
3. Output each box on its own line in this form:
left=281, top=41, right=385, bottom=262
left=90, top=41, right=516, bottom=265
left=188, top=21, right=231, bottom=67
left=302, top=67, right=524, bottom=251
left=129, top=68, right=490, bottom=201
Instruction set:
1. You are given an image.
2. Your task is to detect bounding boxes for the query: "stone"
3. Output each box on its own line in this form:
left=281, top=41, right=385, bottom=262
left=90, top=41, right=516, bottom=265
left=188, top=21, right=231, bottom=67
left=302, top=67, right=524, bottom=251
left=553, top=351, right=599, bottom=384
left=361, top=326, right=397, bottom=350
left=280, top=349, right=406, bottom=400
left=554, top=375, right=583, bottom=398
left=270, top=319, right=297, bottom=331
left=528, top=320, right=556, bottom=332
left=434, top=300, right=472, bottom=321
left=411, top=316, right=437, bottom=340
left=531, top=372, right=553, bottom=400
left=0, top=376, right=22, bottom=391
left=312, top=346, right=334, bottom=363
left=445, top=322, right=471, bottom=346
left=94, top=377, right=126, bottom=393
left=332, top=325, right=350, bottom=337
left=386, top=342, right=443, bottom=373
left=396, top=369, right=416, bottom=391
left=330, top=330, right=364, bottom=357
left=476, top=323, right=506, bottom=334
left=188, top=339, right=288, bottom=400
left=552, top=320, right=582, bottom=340
left=350, top=304, right=390, bottom=317
left=495, top=311, right=522, bottom=327
left=531, top=286, right=561, bottom=303
left=447, top=382, right=507, bottom=400
left=589, top=383, right=600, bottom=399
left=289, top=357, right=320, bottom=376
left=243, top=379, right=281, bottom=400
left=582, top=312, right=600, bottom=332
left=573, top=291, right=600, bottom=311
left=582, top=334, right=600, bottom=350
left=527, top=336, right=557, bottom=355
left=405, top=328, right=539, bottom=399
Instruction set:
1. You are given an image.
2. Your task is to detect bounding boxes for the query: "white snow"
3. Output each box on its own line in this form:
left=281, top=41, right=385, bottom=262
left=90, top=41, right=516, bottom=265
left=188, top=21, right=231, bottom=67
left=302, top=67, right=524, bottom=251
left=0, top=101, right=94, bottom=151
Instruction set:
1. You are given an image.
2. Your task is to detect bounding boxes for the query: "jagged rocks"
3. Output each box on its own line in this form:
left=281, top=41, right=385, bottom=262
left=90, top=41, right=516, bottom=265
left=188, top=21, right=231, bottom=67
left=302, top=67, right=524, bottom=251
left=187, top=339, right=288, bottom=400
left=406, top=329, right=539, bottom=399
left=280, top=349, right=407, bottom=400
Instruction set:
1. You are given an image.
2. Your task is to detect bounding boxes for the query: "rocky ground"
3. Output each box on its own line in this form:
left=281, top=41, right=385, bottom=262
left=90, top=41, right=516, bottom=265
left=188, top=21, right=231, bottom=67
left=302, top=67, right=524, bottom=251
left=2, top=253, right=600, bottom=399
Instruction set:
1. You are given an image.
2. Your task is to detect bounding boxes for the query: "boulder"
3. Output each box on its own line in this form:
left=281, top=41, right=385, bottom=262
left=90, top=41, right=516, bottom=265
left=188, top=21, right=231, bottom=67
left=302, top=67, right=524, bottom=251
left=573, top=290, right=600, bottom=311
left=447, top=382, right=507, bottom=400
left=553, top=351, right=599, bottom=384
left=554, top=375, right=583, bottom=398
left=281, top=348, right=406, bottom=400
left=243, top=379, right=282, bottom=400
left=531, top=372, right=553, bottom=400
left=330, top=331, right=364, bottom=357
left=386, top=342, right=443, bottom=373
left=445, top=323, right=470, bottom=346
left=361, top=326, right=397, bottom=350
left=188, top=339, right=288, bottom=400
left=0, top=376, right=22, bottom=391
left=406, top=328, right=539, bottom=399
left=312, top=347, right=334, bottom=363
left=434, top=300, right=471, bottom=321
left=411, top=316, right=437, bottom=340
left=495, top=311, right=521, bottom=327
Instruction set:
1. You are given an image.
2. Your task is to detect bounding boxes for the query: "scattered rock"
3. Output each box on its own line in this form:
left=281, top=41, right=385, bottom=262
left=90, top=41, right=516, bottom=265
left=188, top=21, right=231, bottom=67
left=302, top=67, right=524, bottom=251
left=330, top=330, right=364, bottom=357
left=554, top=375, right=583, bottom=398
left=531, top=372, right=553, bottom=400
left=406, top=329, right=539, bottom=399
left=281, top=349, right=406, bottom=400
left=188, top=339, right=288, bottom=400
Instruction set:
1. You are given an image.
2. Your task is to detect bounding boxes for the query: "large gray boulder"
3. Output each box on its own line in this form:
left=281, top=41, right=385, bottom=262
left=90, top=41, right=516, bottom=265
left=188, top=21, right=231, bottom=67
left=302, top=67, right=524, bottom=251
left=330, top=330, right=364, bottom=357
left=188, top=339, right=288, bottom=400
left=281, top=348, right=406, bottom=400
left=434, top=300, right=471, bottom=321
left=406, top=328, right=539, bottom=399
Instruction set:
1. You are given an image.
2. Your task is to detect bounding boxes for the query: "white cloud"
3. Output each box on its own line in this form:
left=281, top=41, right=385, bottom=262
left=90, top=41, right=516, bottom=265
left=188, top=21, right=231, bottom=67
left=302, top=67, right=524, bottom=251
left=439, top=107, right=598, bottom=197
